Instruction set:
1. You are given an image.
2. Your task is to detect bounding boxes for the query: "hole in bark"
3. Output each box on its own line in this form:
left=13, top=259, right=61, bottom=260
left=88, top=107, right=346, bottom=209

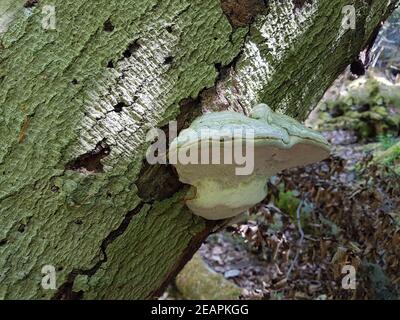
left=18, top=224, right=26, bottom=233
left=350, top=58, right=366, bottom=76
left=213, top=60, right=234, bottom=83
left=113, top=102, right=126, bottom=113
left=65, top=140, right=110, bottom=174
left=71, top=79, right=78, bottom=85
left=24, top=0, right=38, bottom=8
left=0, top=239, right=7, bottom=246
left=166, top=26, right=174, bottom=33
left=132, top=96, right=139, bottom=103
left=164, top=56, right=174, bottom=65
left=103, top=20, right=114, bottom=32
left=177, top=96, right=203, bottom=132
left=107, top=60, right=114, bottom=68
left=220, top=0, right=268, bottom=27
left=51, top=185, right=60, bottom=193
left=293, top=0, right=313, bottom=9
left=52, top=282, right=83, bottom=300
left=122, top=40, right=140, bottom=59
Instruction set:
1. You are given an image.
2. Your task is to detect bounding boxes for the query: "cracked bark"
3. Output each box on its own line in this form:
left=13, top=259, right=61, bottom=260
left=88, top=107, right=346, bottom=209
left=52, top=202, right=145, bottom=300
left=0, top=0, right=398, bottom=299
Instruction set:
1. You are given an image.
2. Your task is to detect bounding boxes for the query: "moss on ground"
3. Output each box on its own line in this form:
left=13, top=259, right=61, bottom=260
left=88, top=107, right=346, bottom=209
left=317, top=74, right=400, bottom=141
left=374, top=141, right=400, bottom=174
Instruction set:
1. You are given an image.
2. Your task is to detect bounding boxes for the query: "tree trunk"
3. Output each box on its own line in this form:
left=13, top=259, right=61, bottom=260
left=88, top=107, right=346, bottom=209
left=0, top=0, right=397, bottom=299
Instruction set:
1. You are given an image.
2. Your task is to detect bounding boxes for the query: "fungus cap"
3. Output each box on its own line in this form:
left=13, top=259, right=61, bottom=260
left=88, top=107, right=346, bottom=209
left=169, top=104, right=330, bottom=220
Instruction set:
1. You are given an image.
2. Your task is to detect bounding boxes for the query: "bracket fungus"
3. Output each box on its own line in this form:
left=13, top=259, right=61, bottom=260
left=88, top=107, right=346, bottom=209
left=169, top=104, right=330, bottom=220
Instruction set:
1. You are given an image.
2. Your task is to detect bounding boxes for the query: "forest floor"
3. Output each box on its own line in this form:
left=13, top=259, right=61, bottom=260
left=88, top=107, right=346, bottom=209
left=165, top=71, right=400, bottom=300
left=199, top=142, right=399, bottom=300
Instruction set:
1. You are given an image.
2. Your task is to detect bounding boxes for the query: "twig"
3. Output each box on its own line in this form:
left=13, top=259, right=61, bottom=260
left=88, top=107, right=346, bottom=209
left=286, top=197, right=306, bottom=279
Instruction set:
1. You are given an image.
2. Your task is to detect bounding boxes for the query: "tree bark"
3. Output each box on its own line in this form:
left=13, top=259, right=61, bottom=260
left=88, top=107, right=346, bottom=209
left=0, top=0, right=397, bottom=299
